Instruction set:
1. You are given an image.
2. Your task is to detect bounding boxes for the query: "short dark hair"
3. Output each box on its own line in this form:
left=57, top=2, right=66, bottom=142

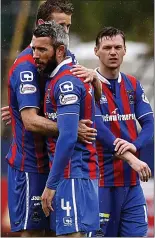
left=96, top=26, right=126, bottom=47
left=33, top=22, right=69, bottom=50
left=36, top=0, right=74, bottom=24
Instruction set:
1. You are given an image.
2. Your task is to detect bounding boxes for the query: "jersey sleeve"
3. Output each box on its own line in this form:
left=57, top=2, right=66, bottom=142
left=135, top=80, right=153, bottom=120
left=46, top=75, right=84, bottom=189
left=54, top=75, right=84, bottom=117
left=11, top=61, right=40, bottom=111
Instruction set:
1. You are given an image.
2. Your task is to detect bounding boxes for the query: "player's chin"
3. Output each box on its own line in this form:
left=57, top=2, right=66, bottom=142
left=108, top=64, right=120, bottom=69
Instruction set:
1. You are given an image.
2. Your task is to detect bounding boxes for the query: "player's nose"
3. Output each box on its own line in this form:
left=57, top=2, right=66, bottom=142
left=110, top=47, right=116, bottom=55
left=33, top=50, right=40, bottom=60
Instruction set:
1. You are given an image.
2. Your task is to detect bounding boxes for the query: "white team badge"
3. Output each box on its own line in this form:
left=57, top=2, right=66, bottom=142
left=59, top=94, right=78, bottom=105
left=100, top=94, right=108, bottom=104
left=59, top=81, right=73, bottom=93
left=20, top=84, right=37, bottom=94
left=20, top=71, right=33, bottom=82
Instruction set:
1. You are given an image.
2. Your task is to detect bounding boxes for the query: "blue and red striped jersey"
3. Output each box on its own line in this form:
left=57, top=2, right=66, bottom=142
left=6, top=45, right=49, bottom=173
left=95, top=69, right=153, bottom=187
left=6, top=45, right=79, bottom=173
left=44, top=57, right=99, bottom=184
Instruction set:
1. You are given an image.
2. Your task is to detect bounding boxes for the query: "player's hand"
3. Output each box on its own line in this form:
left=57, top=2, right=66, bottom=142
left=41, top=187, right=55, bottom=217
left=1, top=106, right=11, bottom=125
left=70, top=65, right=94, bottom=83
left=78, top=119, right=97, bottom=144
left=114, top=138, right=137, bottom=155
left=127, top=157, right=151, bottom=182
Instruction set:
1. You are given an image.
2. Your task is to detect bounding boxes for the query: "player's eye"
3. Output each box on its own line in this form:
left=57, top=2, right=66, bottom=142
left=115, top=46, right=122, bottom=50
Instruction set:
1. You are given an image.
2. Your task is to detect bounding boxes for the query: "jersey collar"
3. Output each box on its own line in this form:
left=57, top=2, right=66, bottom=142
left=50, top=56, right=72, bottom=78
left=94, top=67, right=122, bottom=84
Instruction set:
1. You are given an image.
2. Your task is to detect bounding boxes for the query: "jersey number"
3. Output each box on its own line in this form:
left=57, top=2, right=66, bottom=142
left=61, top=198, right=71, bottom=217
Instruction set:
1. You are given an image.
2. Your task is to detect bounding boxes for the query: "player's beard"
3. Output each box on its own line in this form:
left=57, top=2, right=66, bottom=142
left=44, top=49, right=58, bottom=74
left=37, top=51, right=58, bottom=76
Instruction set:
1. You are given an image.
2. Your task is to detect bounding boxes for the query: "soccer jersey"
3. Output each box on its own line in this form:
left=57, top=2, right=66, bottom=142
left=44, top=57, right=99, bottom=187
left=6, top=45, right=77, bottom=173
left=95, top=69, right=153, bottom=187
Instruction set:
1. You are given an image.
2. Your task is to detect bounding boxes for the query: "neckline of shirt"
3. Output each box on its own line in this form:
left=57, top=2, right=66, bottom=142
left=49, top=56, right=72, bottom=78
left=94, top=67, right=122, bottom=85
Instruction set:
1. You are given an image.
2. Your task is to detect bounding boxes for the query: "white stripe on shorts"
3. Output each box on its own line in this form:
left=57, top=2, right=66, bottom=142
left=143, top=205, right=148, bottom=223
left=88, top=232, right=92, bottom=237
left=71, top=179, right=79, bottom=232
left=24, top=172, right=29, bottom=230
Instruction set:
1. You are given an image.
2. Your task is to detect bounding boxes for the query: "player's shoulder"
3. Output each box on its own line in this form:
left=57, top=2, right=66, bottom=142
left=10, top=46, right=36, bottom=77
left=12, top=45, right=34, bottom=68
left=16, top=45, right=33, bottom=61
left=121, top=72, right=138, bottom=90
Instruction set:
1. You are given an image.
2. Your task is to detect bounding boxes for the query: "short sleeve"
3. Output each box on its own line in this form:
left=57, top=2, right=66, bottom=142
left=135, top=80, right=153, bottom=120
left=11, top=61, right=40, bottom=111
left=54, top=75, right=85, bottom=116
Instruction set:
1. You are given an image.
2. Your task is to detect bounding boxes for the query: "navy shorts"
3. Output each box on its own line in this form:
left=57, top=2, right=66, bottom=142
left=50, top=178, right=100, bottom=236
left=93, top=185, right=148, bottom=237
left=8, top=165, right=50, bottom=232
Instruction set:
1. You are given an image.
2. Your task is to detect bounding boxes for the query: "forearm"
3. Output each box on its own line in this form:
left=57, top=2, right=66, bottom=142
left=116, top=150, right=137, bottom=164
left=92, top=72, right=102, bottom=101
left=26, top=115, right=58, bottom=136
left=21, top=109, right=58, bottom=136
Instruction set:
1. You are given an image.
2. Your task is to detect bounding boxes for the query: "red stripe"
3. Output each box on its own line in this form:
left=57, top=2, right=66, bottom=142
left=83, top=82, right=97, bottom=179
left=33, top=134, right=46, bottom=173
left=20, top=126, right=26, bottom=171
left=120, top=80, right=137, bottom=140
left=102, top=84, right=124, bottom=186
left=64, top=160, right=71, bottom=178
left=96, top=141, right=104, bottom=186
left=9, top=54, right=35, bottom=78
left=120, top=76, right=138, bottom=184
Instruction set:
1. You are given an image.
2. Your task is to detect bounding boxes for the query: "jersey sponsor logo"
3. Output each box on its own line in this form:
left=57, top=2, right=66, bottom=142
left=20, top=83, right=37, bottom=94
left=103, top=112, right=136, bottom=122
left=20, top=71, right=33, bottom=82
left=45, top=112, right=57, bottom=120
left=142, top=93, right=149, bottom=104
left=59, top=94, right=78, bottom=105
left=99, top=213, right=110, bottom=224
left=59, top=81, right=73, bottom=93
left=100, top=94, right=108, bottom=104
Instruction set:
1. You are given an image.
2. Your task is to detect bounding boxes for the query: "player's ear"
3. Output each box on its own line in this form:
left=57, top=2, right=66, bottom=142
left=124, top=45, right=126, bottom=55
left=94, top=46, right=99, bottom=57
left=56, top=45, right=66, bottom=58
left=37, top=19, right=45, bottom=25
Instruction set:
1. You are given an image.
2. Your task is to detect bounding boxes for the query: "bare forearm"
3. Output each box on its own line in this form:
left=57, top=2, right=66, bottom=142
left=22, top=114, right=58, bottom=136
left=92, top=72, right=102, bottom=101
left=116, top=150, right=137, bottom=165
